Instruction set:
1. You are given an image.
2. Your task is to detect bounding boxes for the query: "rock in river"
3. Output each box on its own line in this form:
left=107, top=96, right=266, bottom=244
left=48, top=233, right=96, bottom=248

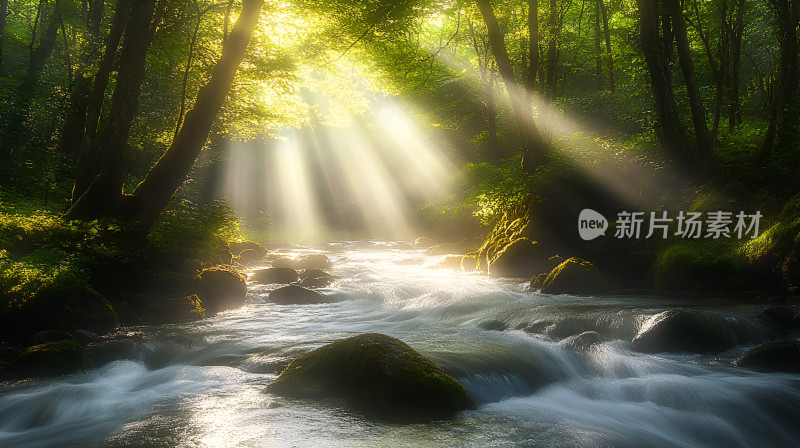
left=737, top=340, right=800, bottom=373
left=268, top=285, right=331, bottom=305
left=265, top=333, right=474, bottom=421
left=252, top=267, right=299, bottom=284
left=631, top=309, right=731, bottom=354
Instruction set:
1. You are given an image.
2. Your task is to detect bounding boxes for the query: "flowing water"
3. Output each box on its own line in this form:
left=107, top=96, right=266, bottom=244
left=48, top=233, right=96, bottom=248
left=1, top=242, right=799, bottom=447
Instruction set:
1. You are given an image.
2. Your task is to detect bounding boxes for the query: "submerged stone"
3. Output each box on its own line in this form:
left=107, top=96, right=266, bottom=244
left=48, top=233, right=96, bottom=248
left=737, top=340, right=800, bottom=373
left=9, top=340, right=92, bottom=377
left=269, top=285, right=330, bottom=305
left=265, top=333, right=474, bottom=421
left=252, top=267, right=299, bottom=285
left=631, top=309, right=731, bottom=354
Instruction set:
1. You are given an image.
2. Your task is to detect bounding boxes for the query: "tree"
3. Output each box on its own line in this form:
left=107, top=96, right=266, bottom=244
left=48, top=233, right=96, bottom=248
left=757, top=0, right=800, bottom=159
left=119, top=0, right=265, bottom=232
left=476, top=0, right=547, bottom=172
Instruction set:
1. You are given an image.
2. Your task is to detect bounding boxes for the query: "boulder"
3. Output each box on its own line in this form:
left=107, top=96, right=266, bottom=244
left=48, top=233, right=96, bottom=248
left=196, top=268, right=248, bottom=314
left=269, top=285, right=330, bottom=305
left=562, top=331, right=602, bottom=350
left=140, top=294, right=205, bottom=324
left=271, top=257, right=295, bottom=269
left=631, top=309, right=731, bottom=354
left=8, top=340, right=92, bottom=377
left=229, top=241, right=268, bottom=259
left=265, top=333, right=474, bottom=421
left=252, top=267, right=299, bottom=285
left=737, top=340, right=800, bottom=373
left=294, top=254, right=332, bottom=270
left=760, top=305, right=800, bottom=329
left=296, top=270, right=334, bottom=288
left=488, top=238, right=548, bottom=278
left=32, top=330, right=76, bottom=345
left=540, top=257, right=605, bottom=295
left=237, top=249, right=261, bottom=266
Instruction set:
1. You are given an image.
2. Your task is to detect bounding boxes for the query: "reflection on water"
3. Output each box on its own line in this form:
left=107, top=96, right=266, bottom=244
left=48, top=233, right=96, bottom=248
left=1, top=242, right=798, bottom=447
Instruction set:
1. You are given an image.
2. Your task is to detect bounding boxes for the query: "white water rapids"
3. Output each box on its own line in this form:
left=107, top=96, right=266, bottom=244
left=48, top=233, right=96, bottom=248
left=1, top=242, right=798, bottom=447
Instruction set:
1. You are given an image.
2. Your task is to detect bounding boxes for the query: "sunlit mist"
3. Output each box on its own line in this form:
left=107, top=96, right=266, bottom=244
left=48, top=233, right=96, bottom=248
left=221, top=97, right=455, bottom=242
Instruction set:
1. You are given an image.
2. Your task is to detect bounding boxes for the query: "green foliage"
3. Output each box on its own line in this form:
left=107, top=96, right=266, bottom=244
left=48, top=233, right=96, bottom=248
left=148, top=197, right=240, bottom=253
left=457, top=154, right=533, bottom=226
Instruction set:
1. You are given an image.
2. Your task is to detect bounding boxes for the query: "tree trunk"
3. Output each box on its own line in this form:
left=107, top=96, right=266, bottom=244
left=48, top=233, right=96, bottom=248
left=665, top=0, right=714, bottom=171
left=0, top=0, right=8, bottom=73
left=525, top=0, right=539, bottom=98
left=637, top=0, right=692, bottom=167
left=66, top=0, right=157, bottom=220
left=175, top=0, right=202, bottom=139
left=60, top=0, right=105, bottom=155
left=71, top=0, right=130, bottom=203
left=486, top=68, right=501, bottom=162
left=121, top=0, right=265, bottom=232
left=0, top=1, right=60, bottom=160
left=757, top=0, right=800, bottom=159
left=545, top=0, right=558, bottom=100
left=600, top=0, right=615, bottom=92
left=594, top=0, right=603, bottom=90
left=476, top=0, right=547, bottom=172
left=728, top=0, right=745, bottom=130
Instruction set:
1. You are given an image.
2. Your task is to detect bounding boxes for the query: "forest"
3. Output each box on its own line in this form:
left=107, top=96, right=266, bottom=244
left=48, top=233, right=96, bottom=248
left=1, top=0, right=800, bottom=446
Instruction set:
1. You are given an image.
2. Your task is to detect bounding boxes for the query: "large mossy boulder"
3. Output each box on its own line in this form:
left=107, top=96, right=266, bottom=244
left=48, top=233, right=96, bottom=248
left=737, top=340, right=800, bottom=373
left=269, top=285, right=330, bottom=305
left=252, top=267, right=299, bottom=285
left=9, top=340, right=92, bottom=377
left=140, top=294, right=205, bottom=324
left=196, top=268, right=247, bottom=314
left=631, top=309, right=731, bottom=354
left=652, top=240, right=740, bottom=291
left=487, top=238, right=547, bottom=278
left=540, top=257, right=605, bottom=295
left=265, top=333, right=474, bottom=420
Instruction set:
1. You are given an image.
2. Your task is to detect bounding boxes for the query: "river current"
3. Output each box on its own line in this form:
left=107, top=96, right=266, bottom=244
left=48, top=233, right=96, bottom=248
left=1, top=242, right=798, bottom=447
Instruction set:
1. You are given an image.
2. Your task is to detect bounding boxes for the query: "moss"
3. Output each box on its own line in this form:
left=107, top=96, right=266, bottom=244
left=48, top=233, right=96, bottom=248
left=266, top=333, right=474, bottom=421
left=9, top=340, right=92, bottom=377
left=541, top=257, right=605, bottom=295
left=140, top=294, right=205, bottom=324
left=196, top=267, right=247, bottom=314
left=737, top=340, right=800, bottom=373
left=652, top=239, right=741, bottom=291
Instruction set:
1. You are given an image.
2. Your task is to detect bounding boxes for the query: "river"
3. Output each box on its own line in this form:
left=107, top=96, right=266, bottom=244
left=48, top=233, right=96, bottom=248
left=1, top=242, right=798, bottom=447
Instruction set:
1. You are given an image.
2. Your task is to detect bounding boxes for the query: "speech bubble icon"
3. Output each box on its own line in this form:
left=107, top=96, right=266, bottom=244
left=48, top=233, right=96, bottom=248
left=578, top=209, right=608, bottom=241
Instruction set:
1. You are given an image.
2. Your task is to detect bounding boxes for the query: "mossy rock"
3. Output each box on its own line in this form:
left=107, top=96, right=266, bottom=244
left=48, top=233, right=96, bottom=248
left=196, top=268, right=247, bottom=314
left=760, top=305, right=800, bottom=329
left=237, top=248, right=261, bottom=266
left=9, top=340, right=92, bottom=377
left=737, top=340, right=800, bottom=373
left=296, top=269, right=334, bottom=288
left=631, top=309, right=731, bottom=354
left=529, top=272, right=548, bottom=291
left=265, top=333, right=474, bottom=421
left=294, top=254, right=332, bottom=270
left=562, top=331, right=602, bottom=350
left=252, top=267, right=299, bottom=284
left=488, top=238, right=548, bottom=278
left=541, top=257, right=605, bottom=295
left=140, top=294, right=205, bottom=324
left=229, top=241, right=268, bottom=259
left=269, top=285, right=331, bottom=305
